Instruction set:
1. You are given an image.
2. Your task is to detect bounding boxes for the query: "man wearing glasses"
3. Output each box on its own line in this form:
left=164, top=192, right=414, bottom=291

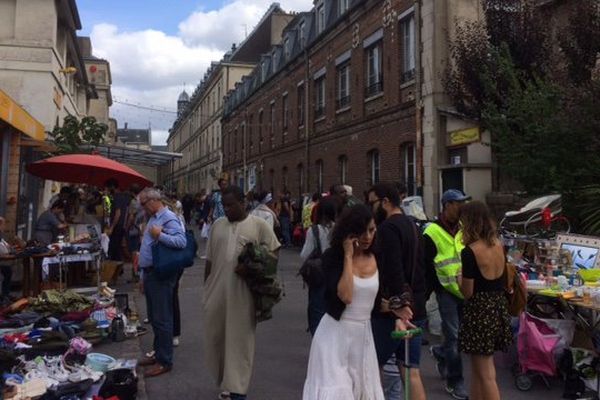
left=137, top=188, right=186, bottom=378
left=367, top=183, right=427, bottom=400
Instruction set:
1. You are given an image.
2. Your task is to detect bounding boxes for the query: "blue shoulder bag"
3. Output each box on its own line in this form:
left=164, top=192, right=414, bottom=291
left=151, top=219, right=198, bottom=279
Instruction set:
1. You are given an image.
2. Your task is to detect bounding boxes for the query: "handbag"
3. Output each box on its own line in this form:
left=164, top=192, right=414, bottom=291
left=200, top=222, right=211, bottom=239
left=298, top=225, right=324, bottom=287
left=152, top=220, right=198, bottom=279
left=506, top=262, right=527, bottom=316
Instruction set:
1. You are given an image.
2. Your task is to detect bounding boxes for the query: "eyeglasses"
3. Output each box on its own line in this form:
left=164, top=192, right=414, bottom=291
left=368, top=198, right=382, bottom=207
left=141, top=198, right=154, bottom=206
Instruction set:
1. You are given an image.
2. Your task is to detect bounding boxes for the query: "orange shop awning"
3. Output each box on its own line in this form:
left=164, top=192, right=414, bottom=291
left=0, top=89, right=45, bottom=141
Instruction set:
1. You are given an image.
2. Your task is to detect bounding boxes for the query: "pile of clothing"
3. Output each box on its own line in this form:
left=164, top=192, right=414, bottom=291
left=0, top=289, right=138, bottom=399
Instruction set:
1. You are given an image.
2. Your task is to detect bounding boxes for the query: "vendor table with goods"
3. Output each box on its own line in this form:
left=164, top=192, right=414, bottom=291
left=507, top=233, right=600, bottom=395
left=0, top=287, right=143, bottom=400
left=19, top=225, right=104, bottom=296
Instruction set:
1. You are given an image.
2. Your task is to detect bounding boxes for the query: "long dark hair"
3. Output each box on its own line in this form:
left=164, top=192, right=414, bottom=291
left=330, top=204, right=375, bottom=252
left=460, top=201, right=498, bottom=246
left=316, top=197, right=337, bottom=226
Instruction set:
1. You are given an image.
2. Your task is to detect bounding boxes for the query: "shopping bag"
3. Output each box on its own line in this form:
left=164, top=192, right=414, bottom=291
left=200, top=222, right=211, bottom=239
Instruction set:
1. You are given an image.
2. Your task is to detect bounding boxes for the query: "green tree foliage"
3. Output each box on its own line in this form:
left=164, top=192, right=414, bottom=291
left=49, top=115, right=107, bottom=154
left=444, top=0, right=600, bottom=233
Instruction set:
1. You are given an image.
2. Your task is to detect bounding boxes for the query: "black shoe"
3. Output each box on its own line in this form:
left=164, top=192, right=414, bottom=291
left=445, top=381, right=468, bottom=400
left=430, top=346, right=447, bottom=379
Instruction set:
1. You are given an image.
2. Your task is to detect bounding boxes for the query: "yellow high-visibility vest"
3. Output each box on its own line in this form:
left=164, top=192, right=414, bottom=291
left=424, top=223, right=465, bottom=299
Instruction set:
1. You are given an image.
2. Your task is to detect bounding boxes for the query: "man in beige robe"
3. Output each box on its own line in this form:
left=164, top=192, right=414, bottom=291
left=203, top=185, right=280, bottom=400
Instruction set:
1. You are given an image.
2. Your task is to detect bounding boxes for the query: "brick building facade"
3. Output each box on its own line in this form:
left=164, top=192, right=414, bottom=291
left=222, top=0, right=419, bottom=200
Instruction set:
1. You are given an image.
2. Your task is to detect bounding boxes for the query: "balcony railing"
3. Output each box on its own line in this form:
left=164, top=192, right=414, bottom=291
left=401, top=68, right=416, bottom=83
left=365, top=80, right=383, bottom=98
left=336, top=95, right=351, bottom=109
left=314, top=106, right=325, bottom=119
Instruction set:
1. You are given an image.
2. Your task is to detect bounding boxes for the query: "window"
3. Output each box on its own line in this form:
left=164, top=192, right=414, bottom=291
left=365, top=42, right=383, bottom=97
left=299, top=21, right=306, bottom=47
left=297, top=84, right=305, bottom=126
left=400, top=13, right=416, bottom=82
left=258, top=110, right=263, bottom=151
left=369, top=150, right=380, bottom=185
left=339, top=0, right=350, bottom=15
left=282, top=166, right=289, bottom=191
left=261, top=61, right=268, bottom=82
left=284, top=38, right=291, bottom=60
left=314, top=77, right=326, bottom=118
left=336, top=62, right=351, bottom=109
left=338, top=155, right=348, bottom=184
left=270, top=102, right=276, bottom=148
left=316, top=160, right=324, bottom=193
left=269, top=169, right=275, bottom=192
left=316, top=3, right=326, bottom=34
left=248, top=115, right=254, bottom=151
left=272, top=50, right=278, bottom=71
left=233, top=129, right=238, bottom=160
left=297, top=164, right=304, bottom=196
left=402, top=143, right=417, bottom=195
left=282, top=94, right=289, bottom=130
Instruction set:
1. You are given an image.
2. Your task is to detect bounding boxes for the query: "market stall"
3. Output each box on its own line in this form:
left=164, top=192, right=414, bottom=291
left=507, top=231, right=600, bottom=395
left=0, top=288, right=142, bottom=399
left=20, top=153, right=153, bottom=295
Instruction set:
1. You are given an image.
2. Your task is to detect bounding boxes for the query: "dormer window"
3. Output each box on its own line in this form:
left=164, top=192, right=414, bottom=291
left=339, top=0, right=350, bottom=16
left=261, top=61, right=268, bottom=81
left=316, top=3, right=326, bottom=34
left=284, top=38, right=291, bottom=60
left=299, top=21, right=306, bottom=46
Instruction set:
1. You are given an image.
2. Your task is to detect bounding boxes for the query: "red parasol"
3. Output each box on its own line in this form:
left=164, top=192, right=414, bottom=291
left=26, top=154, right=153, bottom=189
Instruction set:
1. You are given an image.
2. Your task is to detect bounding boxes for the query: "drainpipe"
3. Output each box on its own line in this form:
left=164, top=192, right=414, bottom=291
left=415, top=0, right=424, bottom=198
left=243, top=108, right=248, bottom=193
left=304, top=48, right=311, bottom=194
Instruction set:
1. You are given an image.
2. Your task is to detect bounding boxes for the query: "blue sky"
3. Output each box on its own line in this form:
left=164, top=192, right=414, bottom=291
left=78, top=1, right=222, bottom=36
left=76, top=0, right=313, bottom=145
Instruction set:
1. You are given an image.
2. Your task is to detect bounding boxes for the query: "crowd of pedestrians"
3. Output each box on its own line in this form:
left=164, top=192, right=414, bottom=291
left=75, top=177, right=513, bottom=400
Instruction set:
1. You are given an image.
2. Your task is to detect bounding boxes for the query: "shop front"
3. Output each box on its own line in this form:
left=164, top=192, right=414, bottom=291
left=0, top=89, right=47, bottom=238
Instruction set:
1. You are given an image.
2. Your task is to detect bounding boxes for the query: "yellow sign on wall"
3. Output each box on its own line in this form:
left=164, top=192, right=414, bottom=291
left=0, top=89, right=45, bottom=141
left=449, top=127, right=480, bottom=146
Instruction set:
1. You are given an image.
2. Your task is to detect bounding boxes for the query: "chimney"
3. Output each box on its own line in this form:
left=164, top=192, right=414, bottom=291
left=232, top=43, right=237, bottom=51
left=124, top=122, right=128, bottom=130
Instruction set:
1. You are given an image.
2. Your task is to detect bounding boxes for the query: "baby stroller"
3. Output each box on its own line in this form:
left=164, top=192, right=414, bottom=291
left=500, top=194, right=568, bottom=239
left=514, top=312, right=575, bottom=391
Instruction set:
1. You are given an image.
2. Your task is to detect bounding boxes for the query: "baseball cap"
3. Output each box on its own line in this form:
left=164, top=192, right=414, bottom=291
left=441, top=189, right=471, bottom=205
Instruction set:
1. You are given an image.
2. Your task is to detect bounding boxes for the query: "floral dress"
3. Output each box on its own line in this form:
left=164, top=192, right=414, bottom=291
left=458, top=246, right=512, bottom=355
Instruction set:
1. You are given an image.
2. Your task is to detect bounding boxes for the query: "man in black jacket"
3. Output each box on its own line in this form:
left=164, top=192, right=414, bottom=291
left=368, top=183, right=427, bottom=400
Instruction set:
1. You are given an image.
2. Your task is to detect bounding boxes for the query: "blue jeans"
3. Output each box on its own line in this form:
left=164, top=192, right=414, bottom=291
left=308, top=283, right=326, bottom=336
left=144, top=269, right=178, bottom=367
left=230, top=394, right=246, bottom=400
left=381, top=368, right=403, bottom=400
left=280, top=216, right=291, bottom=245
left=372, top=317, right=427, bottom=367
left=434, top=290, right=464, bottom=385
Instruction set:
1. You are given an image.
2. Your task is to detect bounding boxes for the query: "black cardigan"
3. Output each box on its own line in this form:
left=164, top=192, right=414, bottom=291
left=322, top=247, right=380, bottom=320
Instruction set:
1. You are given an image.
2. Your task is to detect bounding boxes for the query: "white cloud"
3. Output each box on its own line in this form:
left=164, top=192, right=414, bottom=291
left=90, top=0, right=314, bottom=145
left=179, top=0, right=313, bottom=48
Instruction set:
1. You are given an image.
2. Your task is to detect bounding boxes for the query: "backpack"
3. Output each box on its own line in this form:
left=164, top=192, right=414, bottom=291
left=506, top=262, right=527, bottom=316
left=298, top=225, right=324, bottom=287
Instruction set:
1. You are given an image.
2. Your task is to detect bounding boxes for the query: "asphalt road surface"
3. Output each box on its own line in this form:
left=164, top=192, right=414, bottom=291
left=135, top=243, right=564, bottom=400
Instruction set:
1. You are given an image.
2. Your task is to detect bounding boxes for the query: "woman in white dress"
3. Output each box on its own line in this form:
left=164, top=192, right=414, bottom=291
left=303, top=204, right=395, bottom=400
